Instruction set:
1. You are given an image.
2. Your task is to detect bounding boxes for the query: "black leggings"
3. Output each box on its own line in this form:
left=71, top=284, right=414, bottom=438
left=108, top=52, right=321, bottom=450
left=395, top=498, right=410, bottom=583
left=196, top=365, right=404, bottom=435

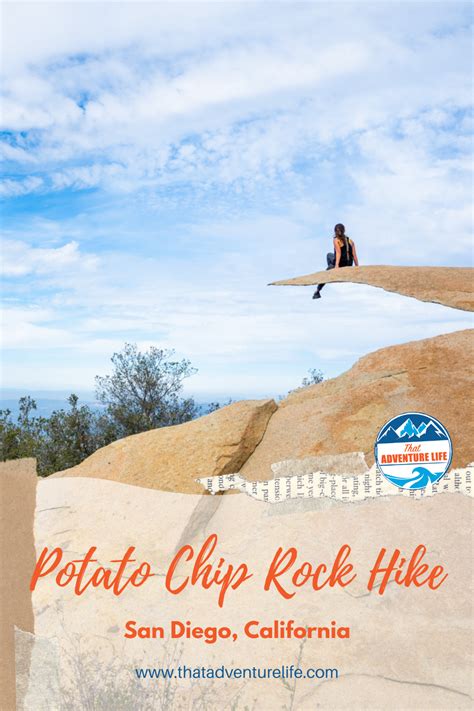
left=317, top=253, right=336, bottom=292
left=317, top=253, right=354, bottom=291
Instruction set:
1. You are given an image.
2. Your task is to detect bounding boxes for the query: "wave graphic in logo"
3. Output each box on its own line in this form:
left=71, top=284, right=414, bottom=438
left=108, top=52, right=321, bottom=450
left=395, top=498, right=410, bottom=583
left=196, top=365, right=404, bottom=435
left=383, top=467, right=445, bottom=490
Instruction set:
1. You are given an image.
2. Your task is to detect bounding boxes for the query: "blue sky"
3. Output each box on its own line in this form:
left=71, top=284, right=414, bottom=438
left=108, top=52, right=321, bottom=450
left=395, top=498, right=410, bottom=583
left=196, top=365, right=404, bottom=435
left=1, top=1, right=473, bottom=400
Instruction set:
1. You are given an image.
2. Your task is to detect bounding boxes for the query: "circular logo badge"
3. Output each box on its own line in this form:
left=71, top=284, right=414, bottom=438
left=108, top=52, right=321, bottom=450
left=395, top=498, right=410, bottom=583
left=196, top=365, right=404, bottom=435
left=375, top=412, right=452, bottom=490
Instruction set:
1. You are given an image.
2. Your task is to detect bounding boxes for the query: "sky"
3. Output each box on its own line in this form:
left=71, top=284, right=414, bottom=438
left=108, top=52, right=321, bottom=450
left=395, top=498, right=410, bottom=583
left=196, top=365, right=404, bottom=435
left=1, top=1, right=473, bottom=401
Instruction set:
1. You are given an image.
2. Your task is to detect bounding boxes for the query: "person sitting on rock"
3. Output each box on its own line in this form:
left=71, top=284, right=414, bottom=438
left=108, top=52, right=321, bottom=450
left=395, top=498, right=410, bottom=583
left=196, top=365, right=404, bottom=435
left=313, top=223, right=359, bottom=299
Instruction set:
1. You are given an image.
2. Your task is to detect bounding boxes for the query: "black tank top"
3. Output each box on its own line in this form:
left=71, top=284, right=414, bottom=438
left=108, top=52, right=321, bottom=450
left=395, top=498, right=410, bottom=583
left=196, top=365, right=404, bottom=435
left=335, top=238, right=353, bottom=267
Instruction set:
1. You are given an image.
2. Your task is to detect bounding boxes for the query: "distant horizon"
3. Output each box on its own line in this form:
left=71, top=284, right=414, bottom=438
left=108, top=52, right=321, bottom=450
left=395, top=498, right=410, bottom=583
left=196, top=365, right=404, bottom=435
left=0, top=388, right=281, bottom=421
left=0, top=382, right=299, bottom=407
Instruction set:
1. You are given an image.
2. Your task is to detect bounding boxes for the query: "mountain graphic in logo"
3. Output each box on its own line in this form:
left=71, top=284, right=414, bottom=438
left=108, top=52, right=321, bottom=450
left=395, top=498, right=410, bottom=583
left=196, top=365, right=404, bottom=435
left=378, top=417, right=446, bottom=444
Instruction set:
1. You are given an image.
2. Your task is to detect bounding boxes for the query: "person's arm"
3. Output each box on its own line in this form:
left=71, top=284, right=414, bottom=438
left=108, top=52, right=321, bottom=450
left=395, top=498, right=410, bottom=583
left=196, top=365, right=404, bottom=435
left=334, top=238, right=341, bottom=268
left=352, top=241, right=359, bottom=266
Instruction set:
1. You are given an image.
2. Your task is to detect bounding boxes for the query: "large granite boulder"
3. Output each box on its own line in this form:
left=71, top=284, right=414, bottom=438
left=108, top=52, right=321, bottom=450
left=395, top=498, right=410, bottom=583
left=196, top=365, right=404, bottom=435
left=242, top=329, right=473, bottom=479
left=52, top=399, right=277, bottom=493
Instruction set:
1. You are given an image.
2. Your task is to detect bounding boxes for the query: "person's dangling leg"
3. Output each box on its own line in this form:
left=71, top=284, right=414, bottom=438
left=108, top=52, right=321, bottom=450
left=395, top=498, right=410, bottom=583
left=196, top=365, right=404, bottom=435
left=313, top=253, right=335, bottom=299
left=312, top=283, right=323, bottom=298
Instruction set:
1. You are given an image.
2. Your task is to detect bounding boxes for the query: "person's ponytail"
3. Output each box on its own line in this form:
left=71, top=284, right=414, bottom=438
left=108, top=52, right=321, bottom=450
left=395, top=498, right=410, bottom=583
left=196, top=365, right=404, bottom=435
left=334, top=223, right=349, bottom=254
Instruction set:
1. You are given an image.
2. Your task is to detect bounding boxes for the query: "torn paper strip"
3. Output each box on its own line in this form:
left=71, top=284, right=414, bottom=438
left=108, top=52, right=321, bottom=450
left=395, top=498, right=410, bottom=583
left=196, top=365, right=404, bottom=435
left=196, top=465, right=472, bottom=502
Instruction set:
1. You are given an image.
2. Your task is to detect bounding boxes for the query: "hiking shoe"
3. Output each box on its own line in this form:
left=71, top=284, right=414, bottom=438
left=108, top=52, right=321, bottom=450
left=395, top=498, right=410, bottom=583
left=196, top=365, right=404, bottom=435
left=312, top=291, right=321, bottom=299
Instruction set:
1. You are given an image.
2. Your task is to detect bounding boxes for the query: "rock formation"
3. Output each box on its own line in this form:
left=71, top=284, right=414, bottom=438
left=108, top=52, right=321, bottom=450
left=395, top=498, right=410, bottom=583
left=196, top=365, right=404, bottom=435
left=53, top=329, right=473, bottom=490
left=52, top=399, right=277, bottom=494
left=270, top=265, right=474, bottom=312
left=241, top=328, right=473, bottom=479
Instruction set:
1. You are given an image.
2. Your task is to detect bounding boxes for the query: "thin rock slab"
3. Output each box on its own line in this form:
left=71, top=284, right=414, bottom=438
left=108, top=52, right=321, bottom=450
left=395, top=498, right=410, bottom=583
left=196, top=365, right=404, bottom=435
left=270, top=265, right=474, bottom=312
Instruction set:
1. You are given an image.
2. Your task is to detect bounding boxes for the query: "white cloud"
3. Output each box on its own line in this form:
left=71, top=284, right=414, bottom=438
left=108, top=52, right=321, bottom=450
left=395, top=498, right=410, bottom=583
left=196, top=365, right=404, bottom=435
left=1, top=3, right=471, bottom=199
left=0, top=306, right=75, bottom=348
left=1, top=240, right=99, bottom=277
left=0, top=177, right=44, bottom=197
left=345, top=118, right=472, bottom=263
